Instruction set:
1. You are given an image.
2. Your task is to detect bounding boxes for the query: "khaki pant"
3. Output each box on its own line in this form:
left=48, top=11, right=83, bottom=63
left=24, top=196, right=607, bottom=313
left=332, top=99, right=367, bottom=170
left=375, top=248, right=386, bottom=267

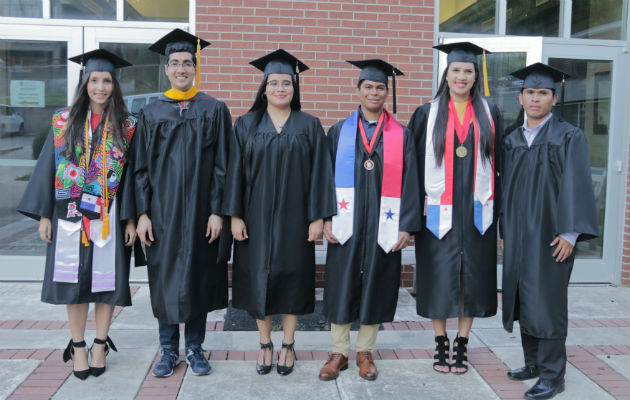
left=331, top=323, right=379, bottom=357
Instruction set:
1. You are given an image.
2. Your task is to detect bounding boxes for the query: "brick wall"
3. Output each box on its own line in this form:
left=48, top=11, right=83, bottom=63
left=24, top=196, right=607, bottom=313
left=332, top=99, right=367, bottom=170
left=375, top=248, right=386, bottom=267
left=198, top=0, right=435, bottom=288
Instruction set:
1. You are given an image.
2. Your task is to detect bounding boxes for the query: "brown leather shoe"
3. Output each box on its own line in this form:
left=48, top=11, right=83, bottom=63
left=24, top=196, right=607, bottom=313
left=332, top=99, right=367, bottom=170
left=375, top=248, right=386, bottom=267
left=356, top=351, right=378, bottom=381
left=318, top=352, right=348, bottom=381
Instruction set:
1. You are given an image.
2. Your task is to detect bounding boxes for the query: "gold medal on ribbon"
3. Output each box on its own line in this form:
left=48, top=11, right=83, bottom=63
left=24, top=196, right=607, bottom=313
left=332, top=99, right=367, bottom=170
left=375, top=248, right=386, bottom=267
left=456, top=145, right=468, bottom=158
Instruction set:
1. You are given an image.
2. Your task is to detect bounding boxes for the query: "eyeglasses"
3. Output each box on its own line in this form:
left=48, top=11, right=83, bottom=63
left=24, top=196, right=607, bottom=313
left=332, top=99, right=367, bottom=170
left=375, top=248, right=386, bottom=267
left=167, top=61, right=195, bottom=70
left=267, top=80, right=292, bottom=89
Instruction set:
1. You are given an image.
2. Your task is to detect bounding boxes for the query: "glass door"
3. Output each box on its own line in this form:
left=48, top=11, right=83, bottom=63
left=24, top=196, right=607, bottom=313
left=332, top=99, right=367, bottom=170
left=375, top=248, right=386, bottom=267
left=543, top=40, right=628, bottom=283
left=438, top=36, right=627, bottom=283
left=0, top=24, right=82, bottom=264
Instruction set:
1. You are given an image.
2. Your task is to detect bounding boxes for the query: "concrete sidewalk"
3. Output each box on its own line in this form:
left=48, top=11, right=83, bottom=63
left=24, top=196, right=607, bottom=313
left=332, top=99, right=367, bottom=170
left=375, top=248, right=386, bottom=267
left=0, top=283, right=628, bottom=400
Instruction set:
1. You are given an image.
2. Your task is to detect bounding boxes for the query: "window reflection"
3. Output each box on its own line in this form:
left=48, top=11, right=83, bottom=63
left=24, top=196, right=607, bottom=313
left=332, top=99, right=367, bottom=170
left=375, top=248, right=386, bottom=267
left=549, top=58, right=611, bottom=259
left=51, top=0, right=115, bottom=20
left=439, top=0, right=496, bottom=34
left=0, top=0, right=42, bottom=18
left=0, top=39, right=68, bottom=256
left=572, top=0, right=624, bottom=39
left=125, top=0, right=188, bottom=22
left=99, top=43, right=170, bottom=114
left=506, top=0, right=560, bottom=36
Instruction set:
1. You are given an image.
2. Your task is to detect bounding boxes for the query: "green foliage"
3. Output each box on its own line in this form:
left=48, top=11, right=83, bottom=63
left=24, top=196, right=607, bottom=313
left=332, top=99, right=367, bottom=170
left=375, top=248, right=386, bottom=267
left=32, top=125, right=49, bottom=160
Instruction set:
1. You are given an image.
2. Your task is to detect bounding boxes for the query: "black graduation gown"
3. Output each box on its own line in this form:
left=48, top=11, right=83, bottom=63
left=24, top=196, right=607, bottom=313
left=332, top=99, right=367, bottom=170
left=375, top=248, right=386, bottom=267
left=17, top=119, right=137, bottom=306
left=132, top=92, right=231, bottom=324
left=501, top=116, right=598, bottom=339
left=323, top=112, right=421, bottom=325
left=408, top=102, right=503, bottom=319
left=222, top=110, right=336, bottom=320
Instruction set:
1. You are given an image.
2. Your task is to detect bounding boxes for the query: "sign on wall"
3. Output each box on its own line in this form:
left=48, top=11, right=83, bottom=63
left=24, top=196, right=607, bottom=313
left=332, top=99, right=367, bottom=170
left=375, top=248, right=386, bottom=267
left=10, top=80, right=45, bottom=108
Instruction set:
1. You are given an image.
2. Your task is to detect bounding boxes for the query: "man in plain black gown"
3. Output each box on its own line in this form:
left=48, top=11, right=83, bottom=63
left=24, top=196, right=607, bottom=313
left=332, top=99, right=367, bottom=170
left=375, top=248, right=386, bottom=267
left=132, top=29, right=232, bottom=378
left=501, top=63, right=599, bottom=400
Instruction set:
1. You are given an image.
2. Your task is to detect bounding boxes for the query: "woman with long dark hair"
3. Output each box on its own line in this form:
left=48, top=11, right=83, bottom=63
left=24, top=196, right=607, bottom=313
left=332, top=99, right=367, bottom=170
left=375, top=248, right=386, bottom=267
left=222, top=49, right=335, bottom=376
left=408, top=42, right=503, bottom=375
left=17, top=49, right=139, bottom=380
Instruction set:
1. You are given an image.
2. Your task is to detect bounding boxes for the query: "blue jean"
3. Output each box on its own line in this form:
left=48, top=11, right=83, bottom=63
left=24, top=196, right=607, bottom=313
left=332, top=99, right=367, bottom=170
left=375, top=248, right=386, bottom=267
left=158, top=313, right=207, bottom=349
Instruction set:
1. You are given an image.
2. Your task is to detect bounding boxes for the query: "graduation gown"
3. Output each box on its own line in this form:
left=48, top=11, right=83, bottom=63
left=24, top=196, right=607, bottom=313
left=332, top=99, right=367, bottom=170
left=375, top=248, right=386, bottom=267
left=323, top=112, right=421, bottom=325
left=222, top=110, right=335, bottom=320
left=408, top=102, right=503, bottom=319
left=501, top=116, right=598, bottom=339
left=17, top=113, right=137, bottom=306
left=133, top=92, right=231, bottom=324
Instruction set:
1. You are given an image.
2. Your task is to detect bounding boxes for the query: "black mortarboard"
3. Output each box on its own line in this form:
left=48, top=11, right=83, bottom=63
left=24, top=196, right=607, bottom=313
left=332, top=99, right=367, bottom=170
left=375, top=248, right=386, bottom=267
left=433, top=41, right=490, bottom=64
left=148, top=28, right=210, bottom=57
left=434, top=41, right=492, bottom=96
left=509, top=62, right=569, bottom=90
left=250, top=49, right=309, bottom=77
left=347, top=59, right=404, bottom=113
left=69, top=49, right=131, bottom=75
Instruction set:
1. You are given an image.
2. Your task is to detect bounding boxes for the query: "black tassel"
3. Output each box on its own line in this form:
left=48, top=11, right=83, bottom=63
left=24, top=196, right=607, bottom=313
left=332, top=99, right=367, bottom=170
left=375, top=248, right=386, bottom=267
left=392, top=67, right=397, bottom=114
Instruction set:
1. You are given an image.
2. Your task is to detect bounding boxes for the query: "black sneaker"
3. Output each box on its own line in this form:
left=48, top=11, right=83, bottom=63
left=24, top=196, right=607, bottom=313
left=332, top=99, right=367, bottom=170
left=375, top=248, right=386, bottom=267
left=185, top=345, right=211, bottom=376
left=152, top=346, right=180, bottom=378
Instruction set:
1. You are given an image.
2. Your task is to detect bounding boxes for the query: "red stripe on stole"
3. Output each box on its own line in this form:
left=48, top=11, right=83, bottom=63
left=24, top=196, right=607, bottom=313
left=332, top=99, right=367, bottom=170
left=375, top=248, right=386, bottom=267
left=381, top=110, right=404, bottom=198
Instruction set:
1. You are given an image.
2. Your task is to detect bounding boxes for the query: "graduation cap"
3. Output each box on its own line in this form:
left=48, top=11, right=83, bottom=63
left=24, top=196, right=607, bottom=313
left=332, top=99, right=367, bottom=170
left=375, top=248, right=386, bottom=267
left=510, top=62, right=570, bottom=117
left=250, top=49, right=309, bottom=102
left=509, top=62, right=569, bottom=90
left=149, top=28, right=211, bottom=86
left=250, top=48, right=309, bottom=76
left=69, top=49, right=131, bottom=75
left=434, top=41, right=492, bottom=97
left=347, top=59, right=404, bottom=113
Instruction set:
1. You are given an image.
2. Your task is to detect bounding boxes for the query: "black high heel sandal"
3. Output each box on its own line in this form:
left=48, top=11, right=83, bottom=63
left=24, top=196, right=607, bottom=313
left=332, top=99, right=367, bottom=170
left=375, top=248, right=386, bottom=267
left=433, top=335, right=450, bottom=374
left=89, top=336, right=118, bottom=377
left=63, top=339, right=90, bottom=380
left=277, top=342, right=297, bottom=376
left=451, top=335, right=469, bottom=374
left=256, top=342, right=274, bottom=375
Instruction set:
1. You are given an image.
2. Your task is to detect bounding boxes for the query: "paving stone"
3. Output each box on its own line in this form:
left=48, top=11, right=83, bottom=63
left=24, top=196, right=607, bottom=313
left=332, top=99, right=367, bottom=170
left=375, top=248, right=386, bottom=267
left=336, top=359, right=499, bottom=400
left=52, top=348, right=156, bottom=400
left=178, top=360, right=338, bottom=400
left=0, top=359, right=40, bottom=400
left=598, top=355, right=630, bottom=380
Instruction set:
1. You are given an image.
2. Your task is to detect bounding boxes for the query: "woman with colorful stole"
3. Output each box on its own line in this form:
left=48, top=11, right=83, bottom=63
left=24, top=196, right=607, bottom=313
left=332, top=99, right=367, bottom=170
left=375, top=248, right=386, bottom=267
left=408, top=42, right=503, bottom=375
left=222, top=49, right=335, bottom=376
left=17, top=49, right=139, bottom=380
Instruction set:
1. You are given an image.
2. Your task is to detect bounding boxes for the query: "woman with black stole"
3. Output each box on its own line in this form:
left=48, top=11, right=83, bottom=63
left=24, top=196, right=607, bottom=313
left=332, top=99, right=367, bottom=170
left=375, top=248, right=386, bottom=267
left=408, top=42, right=503, bottom=375
left=222, top=49, right=335, bottom=376
left=17, top=49, right=139, bottom=380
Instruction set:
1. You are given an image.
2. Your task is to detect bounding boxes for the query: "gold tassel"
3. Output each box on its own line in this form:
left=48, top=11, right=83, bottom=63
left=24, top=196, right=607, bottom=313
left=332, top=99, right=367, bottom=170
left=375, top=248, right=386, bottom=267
left=195, top=37, right=201, bottom=86
left=482, top=50, right=490, bottom=97
left=102, top=214, right=109, bottom=239
left=82, top=229, right=89, bottom=247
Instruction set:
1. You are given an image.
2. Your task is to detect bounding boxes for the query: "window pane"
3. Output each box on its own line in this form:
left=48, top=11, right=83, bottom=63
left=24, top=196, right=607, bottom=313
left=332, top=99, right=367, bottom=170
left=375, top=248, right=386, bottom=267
left=99, top=43, right=170, bottom=113
left=572, top=0, right=625, bottom=39
left=0, top=0, right=42, bottom=18
left=439, top=0, right=496, bottom=34
left=506, top=0, right=560, bottom=36
left=548, top=58, right=611, bottom=259
left=0, top=39, right=68, bottom=256
left=51, top=0, right=115, bottom=20
left=125, top=0, right=188, bottom=22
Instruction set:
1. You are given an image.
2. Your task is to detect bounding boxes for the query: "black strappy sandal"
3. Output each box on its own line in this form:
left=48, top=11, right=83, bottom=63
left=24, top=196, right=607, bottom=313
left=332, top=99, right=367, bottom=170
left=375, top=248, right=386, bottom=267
left=433, top=335, right=450, bottom=373
left=277, top=342, right=297, bottom=376
left=63, top=339, right=90, bottom=380
left=451, top=335, right=469, bottom=374
left=89, top=336, right=118, bottom=377
left=256, top=342, right=274, bottom=375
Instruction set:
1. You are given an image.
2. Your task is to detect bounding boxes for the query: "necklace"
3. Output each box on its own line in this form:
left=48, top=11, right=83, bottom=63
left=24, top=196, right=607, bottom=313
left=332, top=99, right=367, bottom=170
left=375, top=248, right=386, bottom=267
left=269, top=110, right=291, bottom=132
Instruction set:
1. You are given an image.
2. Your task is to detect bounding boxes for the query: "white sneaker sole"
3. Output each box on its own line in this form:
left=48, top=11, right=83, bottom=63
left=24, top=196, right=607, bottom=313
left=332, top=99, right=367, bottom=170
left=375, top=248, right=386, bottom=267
left=186, top=358, right=212, bottom=376
left=152, top=359, right=181, bottom=378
